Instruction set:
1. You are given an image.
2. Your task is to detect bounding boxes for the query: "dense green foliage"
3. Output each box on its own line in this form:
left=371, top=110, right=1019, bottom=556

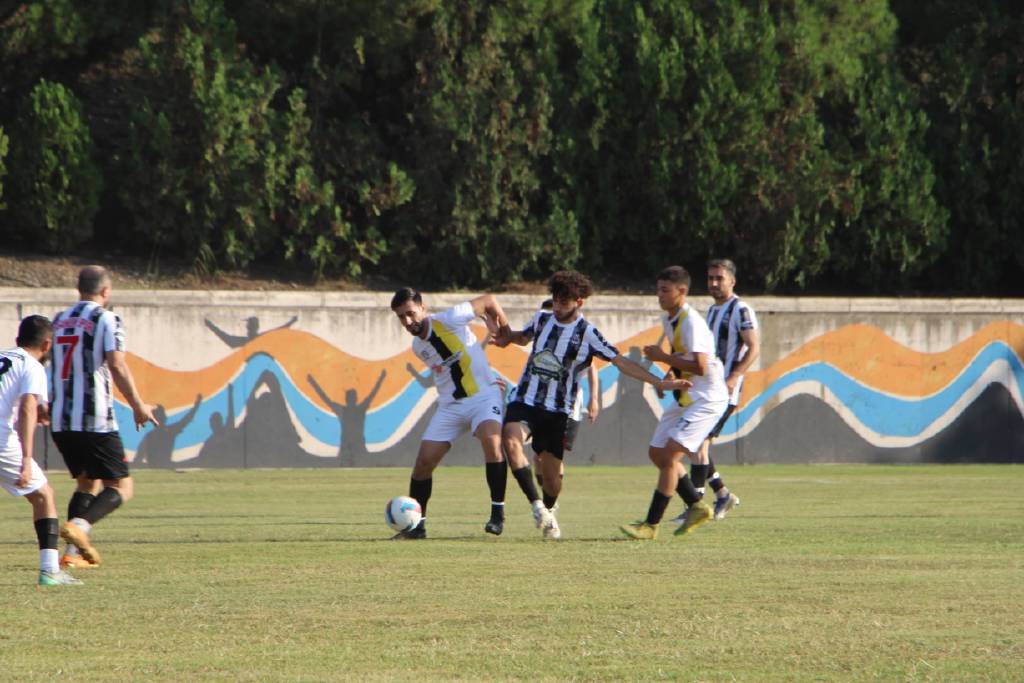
left=0, top=0, right=1020, bottom=292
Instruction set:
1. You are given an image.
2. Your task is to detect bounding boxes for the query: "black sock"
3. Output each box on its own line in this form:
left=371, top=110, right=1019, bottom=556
left=690, top=464, right=709, bottom=491
left=485, top=461, right=506, bottom=504
left=68, top=491, right=95, bottom=520
left=511, top=466, right=540, bottom=503
left=645, top=490, right=672, bottom=525
left=82, top=488, right=123, bottom=524
left=676, top=474, right=701, bottom=505
left=543, top=491, right=558, bottom=510
left=409, top=477, right=432, bottom=517
left=34, top=518, right=59, bottom=550
left=707, top=456, right=725, bottom=493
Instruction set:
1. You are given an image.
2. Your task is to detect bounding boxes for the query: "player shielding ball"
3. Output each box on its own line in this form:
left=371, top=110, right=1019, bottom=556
left=493, top=271, right=688, bottom=539
left=1, top=315, right=82, bottom=585
left=621, top=265, right=729, bottom=540
left=391, top=288, right=513, bottom=539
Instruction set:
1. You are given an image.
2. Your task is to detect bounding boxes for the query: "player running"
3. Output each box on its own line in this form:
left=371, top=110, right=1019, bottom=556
left=390, top=288, right=513, bottom=538
left=1, top=315, right=82, bottom=585
left=493, top=271, right=688, bottom=539
left=621, top=265, right=729, bottom=540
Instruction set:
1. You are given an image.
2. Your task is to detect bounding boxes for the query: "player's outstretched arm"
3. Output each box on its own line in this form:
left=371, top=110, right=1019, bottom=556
left=469, top=294, right=513, bottom=342
left=643, top=344, right=709, bottom=377
left=612, top=354, right=691, bottom=393
left=106, top=349, right=159, bottom=430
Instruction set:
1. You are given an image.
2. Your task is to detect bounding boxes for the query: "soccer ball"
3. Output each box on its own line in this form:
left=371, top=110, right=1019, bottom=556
left=385, top=496, right=422, bottom=532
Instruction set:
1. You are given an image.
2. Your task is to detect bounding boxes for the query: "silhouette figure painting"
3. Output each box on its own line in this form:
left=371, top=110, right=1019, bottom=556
left=204, top=316, right=298, bottom=348
left=308, top=370, right=386, bottom=467
left=136, top=394, right=203, bottom=468
left=196, top=382, right=244, bottom=467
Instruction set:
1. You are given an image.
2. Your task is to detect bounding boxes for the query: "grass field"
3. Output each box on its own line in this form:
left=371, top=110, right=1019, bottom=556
left=1, top=464, right=1022, bottom=682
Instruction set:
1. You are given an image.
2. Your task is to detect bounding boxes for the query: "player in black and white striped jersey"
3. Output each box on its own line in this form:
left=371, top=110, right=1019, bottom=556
left=671, top=258, right=760, bottom=525
left=493, top=271, right=688, bottom=539
left=50, top=266, right=157, bottom=568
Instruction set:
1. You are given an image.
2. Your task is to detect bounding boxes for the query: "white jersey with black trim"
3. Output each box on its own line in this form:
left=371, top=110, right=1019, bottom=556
left=0, top=347, right=48, bottom=451
left=662, top=303, right=728, bottom=406
left=706, top=295, right=759, bottom=405
left=411, top=302, right=496, bottom=405
left=50, top=301, right=125, bottom=433
left=514, top=312, right=618, bottom=416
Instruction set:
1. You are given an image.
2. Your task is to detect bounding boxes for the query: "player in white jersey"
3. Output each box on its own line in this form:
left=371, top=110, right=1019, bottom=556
left=494, top=271, right=688, bottom=539
left=391, top=288, right=513, bottom=538
left=672, top=258, right=760, bottom=525
left=1, top=315, right=82, bottom=585
left=621, top=265, right=729, bottom=540
left=51, top=266, right=157, bottom=568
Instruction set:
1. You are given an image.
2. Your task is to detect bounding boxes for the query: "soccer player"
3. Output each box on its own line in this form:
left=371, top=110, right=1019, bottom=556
left=493, top=271, right=687, bottom=539
left=621, top=265, right=729, bottom=540
left=390, top=288, right=513, bottom=539
left=672, top=258, right=759, bottom=524
left=1, top=315, right=82, bottom=585
left=51, top=266, right=158, bottom=567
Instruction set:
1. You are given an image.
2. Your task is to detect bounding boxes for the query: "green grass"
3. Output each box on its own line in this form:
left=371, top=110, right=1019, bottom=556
left=2, top=465, right=1022, bottom=682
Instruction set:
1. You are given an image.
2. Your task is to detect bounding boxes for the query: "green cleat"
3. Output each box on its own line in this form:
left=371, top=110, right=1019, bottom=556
left=620, top=521, right=659, bottom=540
left=674, top=500, right=712, bottom=536
left=38, top=569, right=84, bottom=586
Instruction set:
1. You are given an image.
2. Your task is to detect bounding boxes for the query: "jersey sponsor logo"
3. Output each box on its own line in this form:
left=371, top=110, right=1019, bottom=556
left=431, top=350, right=463, bottom=374
left=530, top=350, right=566, bottom=381
left=56, top=316, right=96, bottom=334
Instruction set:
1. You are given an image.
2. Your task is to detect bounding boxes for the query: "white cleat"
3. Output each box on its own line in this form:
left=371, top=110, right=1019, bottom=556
left=542, top=512, right=561, bottom=540
left=532, top=501, right=553, bottom=530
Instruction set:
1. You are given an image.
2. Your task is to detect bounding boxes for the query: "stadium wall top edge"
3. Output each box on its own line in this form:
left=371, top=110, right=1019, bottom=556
left=1, top=287, right=1023, bottom=314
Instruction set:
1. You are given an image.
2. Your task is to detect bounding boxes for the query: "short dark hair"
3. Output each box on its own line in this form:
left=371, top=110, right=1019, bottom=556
left=708, top=258, right=737, bottom=278
left=17, top=315, right=53, bottom=348
left=390, top=287, right=423, bottom=310
left=656, top=265, right=690, bottom=288
left=549, top=271, right=593, bottom=301
left=540, top=299, right=553, bottom=310
left=78, top=265, right=110, bottom=295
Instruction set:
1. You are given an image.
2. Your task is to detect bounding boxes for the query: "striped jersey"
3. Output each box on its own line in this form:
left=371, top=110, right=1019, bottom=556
left=662, top=303, right=728, bottom=407
left=0, top=347, right=48, bottom=451
left=50, top=301, right=126, bottom=433
left=412, top=302, right=496, bottom=405
left=706, top=295, right=758, bottom=405
left=514, top=312, right=618, bottom=416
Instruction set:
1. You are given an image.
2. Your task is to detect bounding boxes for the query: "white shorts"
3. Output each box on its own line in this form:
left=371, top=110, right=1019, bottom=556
left=649, top=399, right=729, bottom=454
left=0, top=443, right=48, bottom=496
left=423, top=386, right=505, bottom=444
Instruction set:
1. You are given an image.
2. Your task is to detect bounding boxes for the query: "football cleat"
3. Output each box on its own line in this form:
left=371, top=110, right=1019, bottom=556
left=542, top=511, right=561, bottom=540
left=713, top=493, right=739, bottom=521
left=532, top=502, right=554, bottom=530
left=60, top=554, right=99, bottom=570
left=38, top=569, right=84, bottom=586
left=60, top=522, right=101, bottom=565
left=484, top=517, right=504, bottom=536
left=391, top=521, right=427, bottom=540
left=670, top=507, right=690, bottom=526
left=619, top=521, right=659, bottom=540
left=674, top=500, right=713, bottom=536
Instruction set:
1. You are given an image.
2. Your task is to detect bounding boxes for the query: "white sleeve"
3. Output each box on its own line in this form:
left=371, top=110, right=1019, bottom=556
left=19, top=362, right=48, bottom=402
left=103, top=312, right=126, bottom=353
left=684, top=316, right=715, bottom=356
left=439, top=302, right=476, bottom=328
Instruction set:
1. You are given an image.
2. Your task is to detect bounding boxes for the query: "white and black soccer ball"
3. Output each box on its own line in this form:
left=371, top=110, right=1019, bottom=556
left=385, top=495, right=422, bottom=532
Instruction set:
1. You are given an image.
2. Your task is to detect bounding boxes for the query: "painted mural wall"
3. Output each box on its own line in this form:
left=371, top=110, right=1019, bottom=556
left=2, top=289, right=1021, bottom=468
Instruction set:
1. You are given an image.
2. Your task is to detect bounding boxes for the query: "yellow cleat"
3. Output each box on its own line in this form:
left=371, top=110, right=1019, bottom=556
left=674, top=500, right=712, bottom=536
left=60, top=554, right=99, bottom=570
left=620, top=521, right=659, bottom=540
left=60, top=522, right=101, bottom=566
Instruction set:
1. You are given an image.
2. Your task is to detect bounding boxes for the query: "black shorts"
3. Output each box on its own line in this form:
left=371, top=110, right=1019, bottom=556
left=53, top=431, right=130, bottom=481
left=505, top=401, right=569, bottom=460
left=707, top=404, right=737, bottom=440
left=563, top=418, right=581, bottom=452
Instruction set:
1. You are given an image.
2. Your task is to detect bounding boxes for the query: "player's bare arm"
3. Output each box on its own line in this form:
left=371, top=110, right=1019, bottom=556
left=726, top=327, right=760, bottom=393
left=587, top=364, right=600, bottom=422
left=611, top=355, right=691, bottom=393
left=106, top=349, right=159, bottom=429
left=469, top=293, right=512, bottom=340
left=15, top=392, right=38, bottom=488
left=644, top=344, right=710, bottom=377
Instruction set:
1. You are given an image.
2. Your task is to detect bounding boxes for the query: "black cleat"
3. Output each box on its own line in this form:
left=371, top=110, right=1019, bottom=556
left=484, top=517, right=504, bottom=536
left=391, top=521, right=427, bottom=540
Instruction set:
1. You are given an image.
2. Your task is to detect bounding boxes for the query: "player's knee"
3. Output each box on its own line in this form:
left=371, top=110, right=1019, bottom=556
left=109, top=478, right=134, bottom=502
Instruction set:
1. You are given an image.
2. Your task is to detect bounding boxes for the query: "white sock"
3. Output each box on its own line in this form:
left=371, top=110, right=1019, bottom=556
left=70, top=518, right=92, bottom=534
left=40, top=548, right=59, bottom=573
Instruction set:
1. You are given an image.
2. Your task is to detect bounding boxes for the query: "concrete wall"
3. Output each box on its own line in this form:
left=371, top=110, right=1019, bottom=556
left=2, top=288, right=1022, bottom=469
